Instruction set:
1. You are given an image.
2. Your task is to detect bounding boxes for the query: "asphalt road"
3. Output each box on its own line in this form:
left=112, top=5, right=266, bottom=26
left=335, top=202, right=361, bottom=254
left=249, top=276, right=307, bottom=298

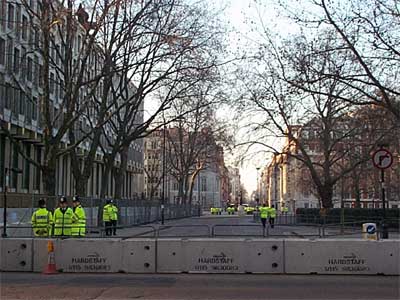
left=1, top=272, right=399, bottom=300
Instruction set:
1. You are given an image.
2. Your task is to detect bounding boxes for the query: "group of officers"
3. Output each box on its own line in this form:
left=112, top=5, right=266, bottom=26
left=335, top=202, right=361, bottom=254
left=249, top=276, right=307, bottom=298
left=31, top=196, right=119, bottom=237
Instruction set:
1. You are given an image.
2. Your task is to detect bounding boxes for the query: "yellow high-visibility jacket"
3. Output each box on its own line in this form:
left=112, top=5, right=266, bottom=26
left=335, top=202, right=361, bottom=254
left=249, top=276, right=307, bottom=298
left=72, top=205, right=86, bottom=236
left=31, top=208, right=53, bottom=237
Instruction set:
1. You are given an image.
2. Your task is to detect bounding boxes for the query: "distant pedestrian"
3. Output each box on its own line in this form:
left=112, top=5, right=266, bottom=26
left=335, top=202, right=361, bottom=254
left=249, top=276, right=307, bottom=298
left=71, top=196, right=86, bottom=237
left=269, top=204, right=277, bottom=229
left=103, top=199, right=118, bottom=236
left=53, top=196, right=74, bottom=236
left=259, top=203, right=269, bottom=229
left=31, top=198, right=53, bottom=237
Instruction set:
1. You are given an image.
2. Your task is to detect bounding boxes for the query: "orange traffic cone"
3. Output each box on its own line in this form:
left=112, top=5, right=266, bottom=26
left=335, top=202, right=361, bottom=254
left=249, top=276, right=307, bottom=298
left=43, top=241, right=58, bottom=275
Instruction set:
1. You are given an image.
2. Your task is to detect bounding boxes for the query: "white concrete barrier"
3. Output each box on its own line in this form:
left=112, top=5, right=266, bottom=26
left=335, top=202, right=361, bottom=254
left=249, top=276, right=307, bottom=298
left=156, top=239, right=185, bottom=273
left=55, top=239, right=122, bottom=272
left=185, top=239, right=246, bottom=273
left=244, top=239, right=284, bottom=273
left=156, top=239, right=285, bottom=274
left=122, top=239, right=156, bottom=273
left=32, top=238, right=58, bottom=272
left=0, top=238, right=33, bottom=271
left=285, top=239, right=400, bottom=275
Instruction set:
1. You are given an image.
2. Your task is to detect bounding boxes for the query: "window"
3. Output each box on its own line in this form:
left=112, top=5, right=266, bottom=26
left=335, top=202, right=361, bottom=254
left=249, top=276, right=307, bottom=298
left=6, top=38, right=13, bottom=72
left=23, top=144, right=31, bottom=190
left=19, top=90, right=25, bottom=115
left=22, top=15, right=28, bottom=40
left=34, top=146, right=41, bottom=191
left=0, top=135, right=5, bottom=188
left=15, top=4, right=21, bottom=38
left=201, top=177, right=207, bottom=191
left=20, top=46, right=26, bottom=80
left=392, top=205, right=398, bottom=209
left=11, top=143, right=19, bottom=189
left=7, top=3, right=14, bottom=30
left=5, top=83, right=11, bottom=109
left=0, top=74, right=4, bottom=109
left=304, top=203, right=309, bottom=208
left=13, top=47, right=19, bottom=74
left=26, top=98, right=32, bottom=122
left=0, top=37, right=5, bottom=65
left=32, top=97, right=37, bottom=120
left=27, top=57, right=32, bottom=82
left=34, top=56, right=39, bottom=86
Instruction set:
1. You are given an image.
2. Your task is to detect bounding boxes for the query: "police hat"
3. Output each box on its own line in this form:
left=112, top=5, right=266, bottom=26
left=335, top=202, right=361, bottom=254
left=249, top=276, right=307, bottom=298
left=106, top=199, right=111, bottom=204
left=59, top=196, right=67, bottom=203
left=72, top=196, right=80, bottom=202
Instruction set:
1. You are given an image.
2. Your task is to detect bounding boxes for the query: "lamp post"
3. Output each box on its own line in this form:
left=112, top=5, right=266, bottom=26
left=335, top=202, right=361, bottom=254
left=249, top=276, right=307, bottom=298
left=161, top=125, right=166, bottom=225
left=256, top=167, right=260, bottom=204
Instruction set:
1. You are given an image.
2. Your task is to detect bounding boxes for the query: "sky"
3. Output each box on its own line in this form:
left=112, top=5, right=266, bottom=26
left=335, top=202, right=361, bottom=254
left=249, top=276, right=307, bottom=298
left=221, top=0, right=294, bottom=195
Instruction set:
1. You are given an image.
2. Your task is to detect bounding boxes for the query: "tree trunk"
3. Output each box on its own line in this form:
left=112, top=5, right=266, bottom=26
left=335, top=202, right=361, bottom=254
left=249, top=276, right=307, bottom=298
left=100, top=159, right=113, bottom=198
left=353, top=174, right=361, bottom=208
left=318, top=184, right=334, bottom=208
left=114, top=145, right=129, bottom=199
left=42, top=165, right=56, bottom=196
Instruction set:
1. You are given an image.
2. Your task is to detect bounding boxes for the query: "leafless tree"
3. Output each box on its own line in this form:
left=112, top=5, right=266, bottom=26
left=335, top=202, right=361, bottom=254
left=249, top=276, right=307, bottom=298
left=236, top=30, right=392, bottom=208
left=278, top=0, right=400, bottom=120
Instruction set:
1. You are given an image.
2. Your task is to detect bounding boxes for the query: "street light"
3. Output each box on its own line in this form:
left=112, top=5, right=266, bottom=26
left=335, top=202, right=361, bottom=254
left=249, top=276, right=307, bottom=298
left=256, top=167, right=260, bottom=204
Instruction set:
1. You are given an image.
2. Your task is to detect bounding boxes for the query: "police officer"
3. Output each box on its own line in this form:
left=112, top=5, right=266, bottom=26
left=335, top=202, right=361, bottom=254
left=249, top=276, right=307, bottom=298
left=109, top=200, right=118, bottom=236
left=103, top=199, right=111, bottom=236
left=53, top=196, right=74, bottom=236
left=259, top=203, right=269, bottom=229
left=269, top=204, right=277, bottom=229
left=31, top=198, right=53, bottom=237
left=72, top=196, right=86, bottom=237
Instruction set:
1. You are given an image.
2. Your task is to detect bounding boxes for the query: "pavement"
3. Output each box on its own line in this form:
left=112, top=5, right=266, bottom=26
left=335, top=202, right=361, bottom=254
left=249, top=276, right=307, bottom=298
left=1, top=272, right=399, bottom=300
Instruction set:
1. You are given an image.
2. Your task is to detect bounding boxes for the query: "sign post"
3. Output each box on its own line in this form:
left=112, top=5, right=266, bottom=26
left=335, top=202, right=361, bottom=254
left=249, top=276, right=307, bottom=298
left=372, top=148, right=393, bottom=239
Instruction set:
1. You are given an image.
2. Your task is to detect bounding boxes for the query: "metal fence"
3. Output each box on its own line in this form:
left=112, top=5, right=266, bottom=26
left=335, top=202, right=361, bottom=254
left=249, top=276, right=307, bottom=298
left=0, top=194, right=200, bottom=236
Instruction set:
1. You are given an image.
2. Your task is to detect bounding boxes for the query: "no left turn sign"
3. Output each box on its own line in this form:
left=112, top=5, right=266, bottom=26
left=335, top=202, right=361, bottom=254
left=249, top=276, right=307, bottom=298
left=372, top=149, right=393, bottom=169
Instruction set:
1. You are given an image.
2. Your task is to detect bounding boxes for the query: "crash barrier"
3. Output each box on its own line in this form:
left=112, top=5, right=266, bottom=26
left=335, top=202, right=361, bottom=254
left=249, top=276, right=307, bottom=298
left=285, top=239, right=399, bottom=275
left=1, top=238, right=398, bottom=275
left=157, top=239, right=284, bottom=273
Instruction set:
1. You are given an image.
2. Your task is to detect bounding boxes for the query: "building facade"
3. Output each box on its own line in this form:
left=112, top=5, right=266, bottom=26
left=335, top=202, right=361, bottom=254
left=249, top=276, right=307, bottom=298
left=260, top=106, right=400, bottom=212
left=0, top=0, right=144, bottom=201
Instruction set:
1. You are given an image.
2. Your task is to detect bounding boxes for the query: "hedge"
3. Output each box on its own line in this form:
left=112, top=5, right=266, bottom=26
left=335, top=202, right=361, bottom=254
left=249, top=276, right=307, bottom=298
left=295, top=208, right=399, bottom=227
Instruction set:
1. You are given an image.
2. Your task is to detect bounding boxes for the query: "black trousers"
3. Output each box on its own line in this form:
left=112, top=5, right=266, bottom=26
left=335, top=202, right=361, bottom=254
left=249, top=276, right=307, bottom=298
left=110, top=220, right=117, bottom=235
left=269, top=217, right=275, bottom=228
left=261, top=218, right=267, bottom=228
left=105, top=221, right=112, bottom=236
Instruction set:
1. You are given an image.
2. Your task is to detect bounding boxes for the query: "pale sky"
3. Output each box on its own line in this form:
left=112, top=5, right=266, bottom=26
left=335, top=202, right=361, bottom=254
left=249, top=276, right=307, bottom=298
left=222, top=0, right=296, bottom=195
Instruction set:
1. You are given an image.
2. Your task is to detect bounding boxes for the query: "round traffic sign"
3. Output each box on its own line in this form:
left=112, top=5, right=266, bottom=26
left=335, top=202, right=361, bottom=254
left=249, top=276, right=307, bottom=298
left=372, top=149, right=393, bottom=169
left=366, top=224, right=376, bottom=234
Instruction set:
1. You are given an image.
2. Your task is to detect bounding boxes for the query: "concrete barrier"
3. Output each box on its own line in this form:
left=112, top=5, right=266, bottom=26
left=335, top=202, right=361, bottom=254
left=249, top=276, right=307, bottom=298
left=32, top=238, right=58, bottom=272
left=156, top=239, right=285, bottom=274
left=54, top=238, right=122, bottom=273
left=244, top=239, right=284, bottom=273
left=156, top=239, right=185, bottom=273
left=122, top=239, right=156, bottom=273
left=0, top=238, right=33, bottom=271
left=185, top=239, right=246, bottom=273
left=285, top=239, right=400, bottom=275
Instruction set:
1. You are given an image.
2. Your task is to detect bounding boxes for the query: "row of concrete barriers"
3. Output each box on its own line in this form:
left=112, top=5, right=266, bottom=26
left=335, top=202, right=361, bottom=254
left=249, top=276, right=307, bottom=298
left=0, top=238, right=398, bottom=275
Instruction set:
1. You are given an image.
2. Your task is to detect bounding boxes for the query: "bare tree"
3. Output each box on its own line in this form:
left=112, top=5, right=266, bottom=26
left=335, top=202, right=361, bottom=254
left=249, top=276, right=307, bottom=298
left=89, top=0, right=226, bottom=199
left=236, top=31, right=392, bottom=208
left=278, top=0, right=400, bottom=120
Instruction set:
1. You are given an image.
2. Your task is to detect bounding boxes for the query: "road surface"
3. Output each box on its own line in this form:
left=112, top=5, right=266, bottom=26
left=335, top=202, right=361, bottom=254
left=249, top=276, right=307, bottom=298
left=1, top=272, right=398, bottom=300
